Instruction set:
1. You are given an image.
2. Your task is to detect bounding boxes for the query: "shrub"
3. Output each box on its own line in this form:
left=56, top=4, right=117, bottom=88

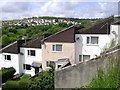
left=3, top=80, right=30, bottom=90
left=3, top=81, right=19, bottom=89
left=0, top=67, right=16, bottom=83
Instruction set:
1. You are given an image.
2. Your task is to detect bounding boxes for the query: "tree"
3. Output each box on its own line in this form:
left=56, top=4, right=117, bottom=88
left=2, top=35, right=10, bottom=45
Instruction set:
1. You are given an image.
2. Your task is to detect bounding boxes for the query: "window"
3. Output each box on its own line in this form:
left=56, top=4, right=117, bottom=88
left=28, top=50, right=35, bottom=56
left=23, top=64, right=31, bottom=70
left=52, top=44, right=62, bottom=52
left=4, top=55, right=11, bottom=61
left=79, top=55, right=90, bottom=62
left=46, top=61, right=55, bottom=68
left=87, top=36, right=99, bottom=45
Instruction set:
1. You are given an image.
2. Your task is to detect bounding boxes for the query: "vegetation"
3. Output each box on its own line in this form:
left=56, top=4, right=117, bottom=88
left=82, top=64, right=119, bottom=88
left=20, top=74, right=31, bottom=80
left=29, top=66, right=54, bottom=89
left=0, top=67, right=16, bottom=83
left=3, top=66, right=54, bottom=89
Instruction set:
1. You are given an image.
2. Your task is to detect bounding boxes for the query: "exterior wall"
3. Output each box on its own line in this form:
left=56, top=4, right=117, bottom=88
left=20, top=48, right=42, bottom=76
left=110, top=25, right=120, bottom=44
left=75, top=34, right=111, bottom=63
left=0, top=53, right=20, bottom=74
left=55, top=49, right=119, bottom=88
left=42, top=42, right=75, bottom=70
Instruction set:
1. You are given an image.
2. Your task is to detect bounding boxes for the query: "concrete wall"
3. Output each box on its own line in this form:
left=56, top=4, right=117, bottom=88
left=42, top=42, right=75, bottom=70
left=55, top=49, right=119, bottom=88
left=75, top=34, right=111, bottom=63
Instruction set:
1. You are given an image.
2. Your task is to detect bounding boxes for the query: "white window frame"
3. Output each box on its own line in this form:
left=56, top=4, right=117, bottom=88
left=46, top=61, right=55, bottom=68
left=4, top=55, right=11, bottom=61
left=79, top=55, right=90, bottom=62
left=86, top=36, right=99, bottom=45
left=52, top=44, right=63, bottom=52
left=28, top=50, right=36, bottom=56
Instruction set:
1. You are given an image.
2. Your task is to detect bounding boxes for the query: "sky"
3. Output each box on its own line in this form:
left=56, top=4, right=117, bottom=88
left=0, top=0, right=120, bottom=20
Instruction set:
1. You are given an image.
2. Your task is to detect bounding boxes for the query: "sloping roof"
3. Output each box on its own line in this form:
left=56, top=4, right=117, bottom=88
left=22, top=33, right=52, bottom=48
left=43, top=25, right=84, bottom=43
left=112, top=20, right=120, bottom=25
left=77, top=16, right=114, bottom=34
left=1, top=40, right=25, bottom=54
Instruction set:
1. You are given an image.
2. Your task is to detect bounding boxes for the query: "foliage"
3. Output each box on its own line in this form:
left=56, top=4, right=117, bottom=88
left=82, top=65, right=120, bottom=88
left=20, top=74, right=31, bottom=80
left=3, top=80, right=30, bottom=90
left=0, top=67, right=16, bottom=83
left=29, top=67, right=55, bottom=89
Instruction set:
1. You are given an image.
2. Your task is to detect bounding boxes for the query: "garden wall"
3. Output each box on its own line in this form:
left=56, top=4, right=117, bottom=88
left=55, top=49, right=120, bottom=88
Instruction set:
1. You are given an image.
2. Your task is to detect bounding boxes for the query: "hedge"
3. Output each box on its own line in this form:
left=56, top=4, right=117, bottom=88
left=0, top=67, right=16, bottom=83
left=3, top=80, right=30, bottom=90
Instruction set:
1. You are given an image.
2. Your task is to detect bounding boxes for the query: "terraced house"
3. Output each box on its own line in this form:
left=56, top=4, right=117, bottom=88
left=0, top=16, right=119, bottom=76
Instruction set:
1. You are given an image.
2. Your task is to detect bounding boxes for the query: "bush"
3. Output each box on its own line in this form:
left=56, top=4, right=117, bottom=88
left=3, top=80, right=30, bottom=90
left=29, top=67, right=54, bottom=89
left=0, top=67, right=16, bottom=83
left=3, top=81, right=19, bottom=89
left=20, top=74, right=31, bottom=80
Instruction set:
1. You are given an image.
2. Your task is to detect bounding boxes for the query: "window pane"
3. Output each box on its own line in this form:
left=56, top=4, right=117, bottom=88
left=31, top=50, right=35, bottom=56
left=50, top=61, right=55, bottom=68
left=83, top=55, right=90, bottom=61
left=52, top=45, right=55, bottom=51
left=46, top=61, right=50, bottom=67
left=7, top=55, right=11, bottom=60
left=28, top=50, right=30, bottom=55
left=4, top=55, right=7, bottom=60
left=56, top=45, right=62, bottom=51
left=87, top=37, right=90, bottom=44
left=79, top=55, right=82, bottom=62
left=91, top=37, right=98, bottom=44
left=24, top=64, right=31, bottom=70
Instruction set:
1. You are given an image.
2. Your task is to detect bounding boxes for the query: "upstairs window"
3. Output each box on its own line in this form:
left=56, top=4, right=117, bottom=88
left=87, top=36, right=99, bottom=45
left=28, top=50, right=35, bottom=56
left=4, top=55, right=11, bottom=61
left=52, top=44, right=63, bottom=52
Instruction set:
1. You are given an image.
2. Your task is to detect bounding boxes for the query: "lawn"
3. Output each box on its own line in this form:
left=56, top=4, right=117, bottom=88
left=20, top=74, right=31, bottom=80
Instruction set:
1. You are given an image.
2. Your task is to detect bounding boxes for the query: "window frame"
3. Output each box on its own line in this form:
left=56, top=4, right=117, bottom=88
left=52, top=44, right=63, bottom=52
left=4, top=55, right=11, bottom=61
left=86, top=36, right=99, bottom=45
left=79, top=55, right=90, bottom=62
left=46, top=61, right=55, bottom=68
left=23, top=64, right=31, bottom=70
left=28, top=50, right=36, bottom=56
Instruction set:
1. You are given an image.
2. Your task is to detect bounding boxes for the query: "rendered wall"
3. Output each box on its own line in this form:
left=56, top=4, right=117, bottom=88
left=55, top=49, right=119, bottom=88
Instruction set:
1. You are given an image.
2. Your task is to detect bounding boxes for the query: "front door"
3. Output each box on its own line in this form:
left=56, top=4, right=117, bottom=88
left=35, top=67, right=39, bottom=74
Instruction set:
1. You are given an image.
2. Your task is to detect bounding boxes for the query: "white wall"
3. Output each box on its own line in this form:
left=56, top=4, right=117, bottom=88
left=75, top=34, right=111, bottom=63
left=0, top=53, right=21, bottom=74
left=20, top=48, right=42, bottom=76
left=110, top=25, right=120, bottom=44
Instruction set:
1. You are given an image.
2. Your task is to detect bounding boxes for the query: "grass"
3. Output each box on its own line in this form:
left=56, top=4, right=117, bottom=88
left=20, top=74, right=31, bottom=80
left=82, top=64, right=120, bottom=88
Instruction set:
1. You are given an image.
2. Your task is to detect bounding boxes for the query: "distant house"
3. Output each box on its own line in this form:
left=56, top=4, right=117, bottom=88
left=0, top=16, right=117, bottom=76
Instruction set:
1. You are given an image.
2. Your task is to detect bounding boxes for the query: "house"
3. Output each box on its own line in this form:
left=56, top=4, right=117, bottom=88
left=41, top=16, right=114, bottom=70
left=0, top=16, right=116, bottom=76
left=0, top=40, right=25, bottom=74
left=0, top=34, right=51, bottom=76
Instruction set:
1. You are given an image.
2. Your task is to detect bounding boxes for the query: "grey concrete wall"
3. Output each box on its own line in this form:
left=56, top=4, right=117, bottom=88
left=55, top=50, right=120, bottom=88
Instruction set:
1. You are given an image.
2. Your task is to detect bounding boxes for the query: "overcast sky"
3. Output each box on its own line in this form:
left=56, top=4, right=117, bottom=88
left=0, top=0, right=119, bottom=20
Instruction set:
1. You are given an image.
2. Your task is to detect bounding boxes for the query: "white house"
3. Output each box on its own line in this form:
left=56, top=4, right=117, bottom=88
left=0, top=16, right=118, bottom=75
